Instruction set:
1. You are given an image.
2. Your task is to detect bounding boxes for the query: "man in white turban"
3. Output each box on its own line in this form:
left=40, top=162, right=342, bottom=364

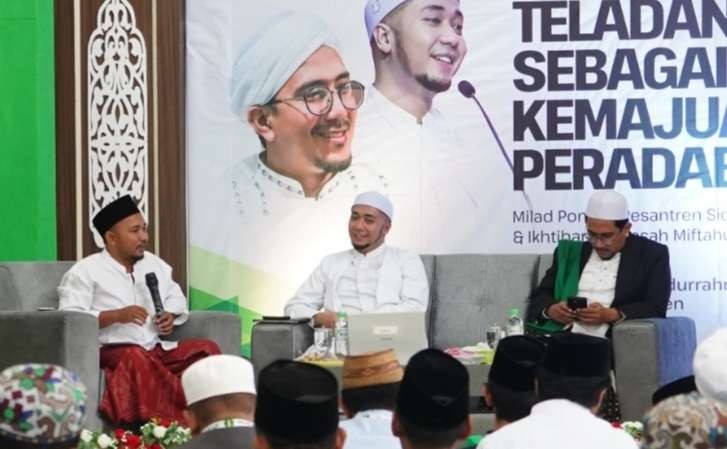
left=226, top=10, right=386, bottom=222
left=528, top=190, right=671, bottom=338
left=285, top=191, right=429, bottom=328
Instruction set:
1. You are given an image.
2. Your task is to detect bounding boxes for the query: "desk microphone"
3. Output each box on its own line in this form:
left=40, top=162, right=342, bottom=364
left=145, top=273, right=164, bottom=316
left=458, top=80, right=533, bottom=211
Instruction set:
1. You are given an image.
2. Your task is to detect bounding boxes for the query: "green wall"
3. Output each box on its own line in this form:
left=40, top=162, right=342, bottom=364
left=0, top=1, right=56, bottom=260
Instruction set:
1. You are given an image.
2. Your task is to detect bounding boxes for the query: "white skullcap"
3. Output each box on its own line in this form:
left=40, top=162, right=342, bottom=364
left=182, top=355, right=256, bottom=406
left=585, top=191, right=628, bottom=220
left=353, top=191, right=394, bottom=220
left=230, top=10, right=339, bottom=119
left=364, top=0, right=408, bottom=40
left=693, top=328, right=727, bottom=405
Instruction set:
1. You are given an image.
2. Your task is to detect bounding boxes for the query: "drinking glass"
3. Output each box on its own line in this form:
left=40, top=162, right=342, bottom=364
left=486, top=325, right=502, bottom=350
left=314, top=327, right=332, bottom=354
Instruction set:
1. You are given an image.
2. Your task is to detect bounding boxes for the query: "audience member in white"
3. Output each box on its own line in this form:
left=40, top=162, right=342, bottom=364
left=178, top=355, right=256, bottom=449
left=284, top=191, right=429, bottom=328
left=479, top=333, right=637, bottom=449
left=340, top=349, right=403, bottom=449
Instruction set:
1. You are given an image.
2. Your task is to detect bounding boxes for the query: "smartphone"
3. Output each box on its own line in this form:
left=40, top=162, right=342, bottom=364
left=567, top=296, right=587, bottom=310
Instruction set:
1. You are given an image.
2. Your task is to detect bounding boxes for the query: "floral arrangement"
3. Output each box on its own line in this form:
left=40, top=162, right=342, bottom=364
left=77, top=418, right=191, bottom=449
left=612, top=420, right=643, bottom=442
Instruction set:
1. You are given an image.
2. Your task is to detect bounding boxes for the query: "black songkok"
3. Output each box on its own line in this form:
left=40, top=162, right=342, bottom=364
left=92, top=195, right=140, bottom=236
left=541, top=332, right=611, bottom=378
left=397, top=349, right=469, bottom=429
left=489, top=336, right=546, bottom=391
left=652, top=375, right=696, bottom=406
left=255, top=360, right=339, bottom=443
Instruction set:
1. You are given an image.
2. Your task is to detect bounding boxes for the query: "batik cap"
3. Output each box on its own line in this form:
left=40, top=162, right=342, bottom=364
left=652, top=375, right=696, bottom=406
left=397, top=349, right=468, bottom=429
left=488, top=336, right=545, bottom=392
left=0, top=364, right=87, bottom=444
left=343, top=349, right=403, bottom=390
left=255, top=360, right=339, bottom=443
left=92, top=194, right=141, bottom=236
left=642, top=391, right=727, bottom=449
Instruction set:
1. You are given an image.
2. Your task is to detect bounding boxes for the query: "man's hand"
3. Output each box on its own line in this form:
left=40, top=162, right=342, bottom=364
left=576, top=303, right=620, bottom=325
left=154, top=312, right=176, bottom=335
left=116, top=305, right=149, bottom=325
left=546, top=302, right=576, bottom=325
left=313, top=311, right=337, bottom=329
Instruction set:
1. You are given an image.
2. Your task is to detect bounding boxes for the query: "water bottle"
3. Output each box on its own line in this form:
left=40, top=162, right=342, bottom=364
left=334, top=311, right=349, bottom=357
left=506, top=308, right=524, bottom=336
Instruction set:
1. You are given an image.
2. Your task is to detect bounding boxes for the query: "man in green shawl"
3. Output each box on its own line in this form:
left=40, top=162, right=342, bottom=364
left=526, top=191, right=671, bottom=338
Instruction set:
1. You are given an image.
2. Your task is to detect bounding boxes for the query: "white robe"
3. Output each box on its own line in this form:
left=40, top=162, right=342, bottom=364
left=477, top=399, right=638, bottom=449
left=340, top=410, right=399, bottom=449
left=284, top=245, right=429, bottom=319
left=58, top=250, right=189, bottom=350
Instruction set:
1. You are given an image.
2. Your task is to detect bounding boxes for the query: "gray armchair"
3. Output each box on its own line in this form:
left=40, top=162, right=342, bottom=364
left=250, top=253, right=697, bottom=421
left=0, top=261, right=242, bottom=430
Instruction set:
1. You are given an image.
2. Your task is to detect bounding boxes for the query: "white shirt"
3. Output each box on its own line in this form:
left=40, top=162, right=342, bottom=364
left=337, top=244, right=386, bottom=313
left=572, top=252, right=621, bottom=337
left=340, top=410, right=399, bottom=449
left=58, top=250, right=189, bottom=350
left=284, top=245, right=429, bottom=319
left=353, top=86, right=500, bottom=254
left=478, top=399, right=638, bottom=449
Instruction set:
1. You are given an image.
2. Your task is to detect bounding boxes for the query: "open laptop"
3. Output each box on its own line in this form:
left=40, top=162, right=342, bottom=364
left=347, top=311, right=428, bottom=364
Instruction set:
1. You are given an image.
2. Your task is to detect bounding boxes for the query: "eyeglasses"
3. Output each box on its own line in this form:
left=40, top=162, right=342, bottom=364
left=586, top=231, right=618, bottom=245
left=268, top=80, right=365, bottom=116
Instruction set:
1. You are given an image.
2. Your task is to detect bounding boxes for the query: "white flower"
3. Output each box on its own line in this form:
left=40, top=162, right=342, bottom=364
left=97, top=433, right=113, bottom=448
left=153, top=425, right=168, bottom=439
left=80, top=429, right=94, bottom=442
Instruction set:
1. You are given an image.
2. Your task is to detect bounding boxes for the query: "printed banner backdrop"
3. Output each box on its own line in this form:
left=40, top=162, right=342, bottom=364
left=187, top=0, right=727, bottom=354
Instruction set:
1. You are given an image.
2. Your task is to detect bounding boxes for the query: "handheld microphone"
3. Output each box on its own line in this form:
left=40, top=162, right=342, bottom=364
left=458, top=80, right=533, bottom=211
left=145, top=273, right=165, bottom=316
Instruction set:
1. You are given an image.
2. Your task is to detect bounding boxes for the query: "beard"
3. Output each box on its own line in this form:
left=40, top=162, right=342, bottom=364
left=314, top=154, right=352, bottom=174
left=395, top=32, right=454, bottom=94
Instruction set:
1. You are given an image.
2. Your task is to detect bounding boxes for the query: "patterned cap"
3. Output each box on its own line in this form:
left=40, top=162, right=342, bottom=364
left=0, top=364, right=87, bottom=443
left=642, top=391, right=727, bottom=449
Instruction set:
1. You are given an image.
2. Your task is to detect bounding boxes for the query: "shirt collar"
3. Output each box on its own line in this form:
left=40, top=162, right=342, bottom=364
left=531, top=398, right=592, bottom=417
left=101, top=249, right=134, bottom=275
left=254, top=153, right=346, bottom=200
left=200, top=418, right=254, bottom=433
left=366, top=86, right=442, bottom=128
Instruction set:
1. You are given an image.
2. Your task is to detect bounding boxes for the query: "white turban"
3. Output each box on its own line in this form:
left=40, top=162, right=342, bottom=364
left=693, top=328, right=727, bottom=405
left=182, top=355, right=256, bottom=406
left=353, top=191, right=394, bottom=221
left=364, top=0, right=408, bottom=40
left=230, top=10, right=339, bottom=119
left=585, top=191, right=629, bottom=221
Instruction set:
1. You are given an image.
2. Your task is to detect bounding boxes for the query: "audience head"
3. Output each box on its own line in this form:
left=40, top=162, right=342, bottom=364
left=0, top=364, right=87, bottom=449
left=652, top=375, right=696, bottom=406
left=394, top=349, right=470, bottom=449
left=486, top=336, right=545, bottom=426
left=585, top=190, right=631, bottom=260
left=694, top=328, right=727, bottom=407
left=255, top=360, right=344, bottom=449
left=349, top=191, right=393, bottom=254
left=181, top=355, right=257, bottom=434
left=536, top=333, right=611, bottom=412
left=642, top=391, right=727, bottom=449
left=341, top=349, right=403, bottom=418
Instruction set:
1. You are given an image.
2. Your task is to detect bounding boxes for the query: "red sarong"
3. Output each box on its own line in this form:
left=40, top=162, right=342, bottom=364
left=99, top=339, right=221, bottom=425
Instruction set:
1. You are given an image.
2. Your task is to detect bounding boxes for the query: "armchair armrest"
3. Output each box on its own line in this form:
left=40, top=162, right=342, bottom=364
left=250, top=319, right=313, bottom=378
left=612, top=317, right=696, bottom=420
left=0, top=310, right=103, bottom=429
left=167, top=311, right=241, bottom=356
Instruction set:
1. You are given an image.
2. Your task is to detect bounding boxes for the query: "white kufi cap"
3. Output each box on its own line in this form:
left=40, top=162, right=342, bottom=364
left=693, top=328, right=727, bottom=405
left=364, top=0, right=408, bottom=40
left=230, top=10, right=339, bottom=119
left=585, top=190, right=628, bottom=220
left=182, top=355, right=256, bottom=406
left=353, top=191, right=394, bottom=220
